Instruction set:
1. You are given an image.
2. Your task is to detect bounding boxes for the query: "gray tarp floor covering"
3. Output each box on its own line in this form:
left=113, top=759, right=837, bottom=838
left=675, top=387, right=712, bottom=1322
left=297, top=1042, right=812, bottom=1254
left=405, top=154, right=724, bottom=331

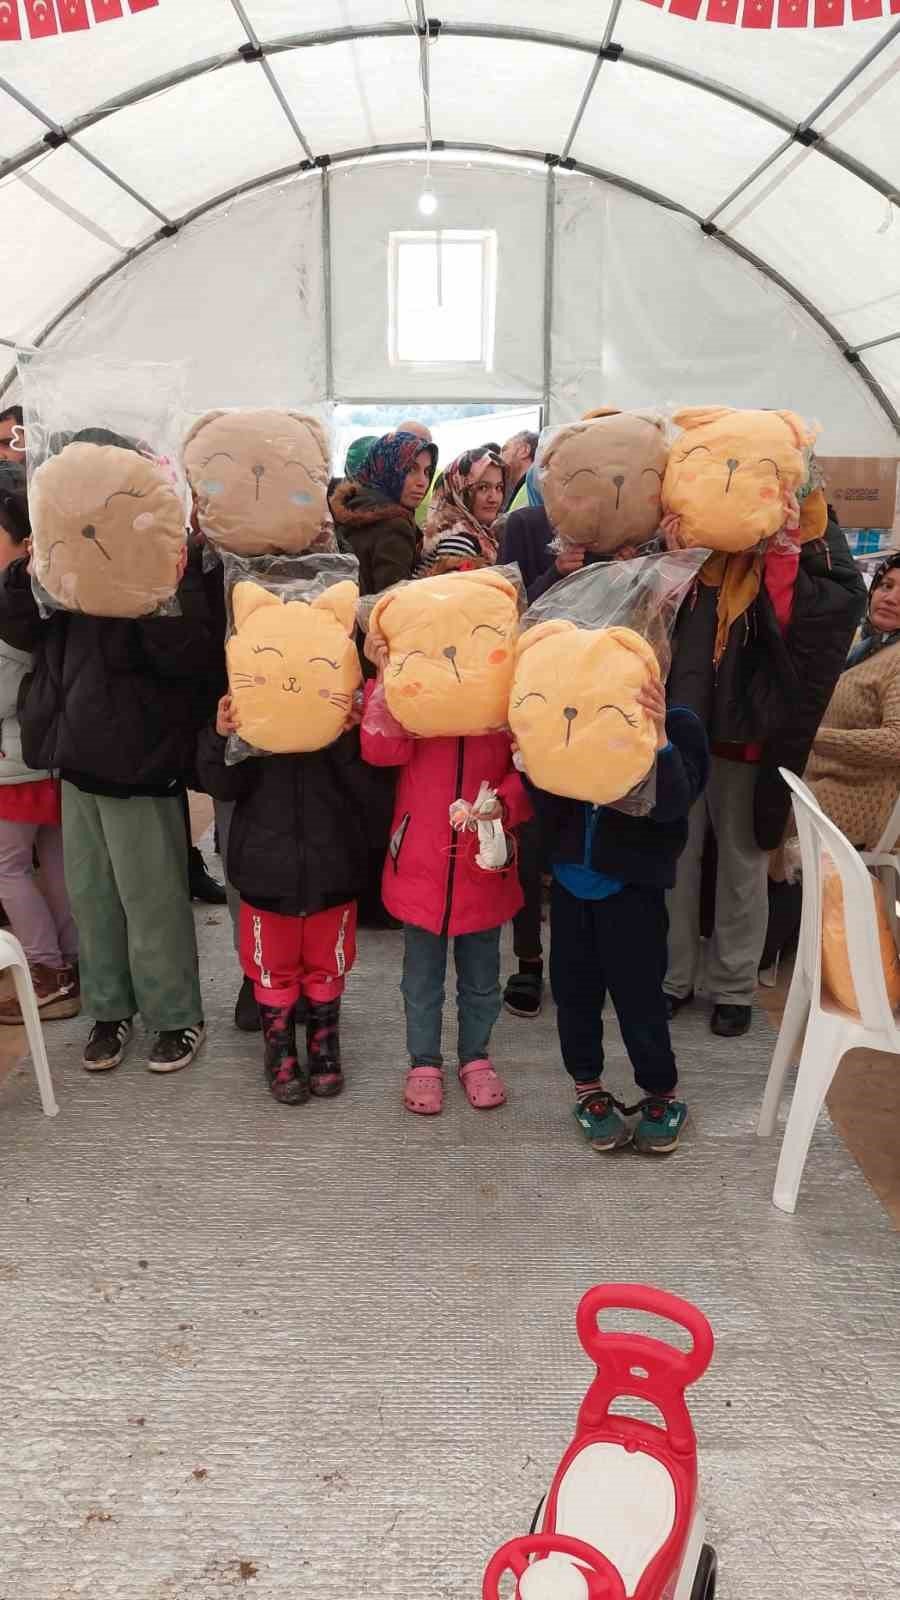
left=0, top=904, right=897, bottom=1600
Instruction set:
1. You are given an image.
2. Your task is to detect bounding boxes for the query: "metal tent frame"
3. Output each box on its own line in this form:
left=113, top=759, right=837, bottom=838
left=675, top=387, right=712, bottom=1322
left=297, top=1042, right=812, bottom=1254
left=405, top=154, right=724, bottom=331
left=0, top=12, right=896, bottom=428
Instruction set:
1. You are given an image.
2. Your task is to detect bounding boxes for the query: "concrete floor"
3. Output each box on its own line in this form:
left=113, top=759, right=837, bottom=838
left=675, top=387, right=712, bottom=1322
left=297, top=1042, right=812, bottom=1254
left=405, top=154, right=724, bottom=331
left=0, top=870, right=898, bottom=1600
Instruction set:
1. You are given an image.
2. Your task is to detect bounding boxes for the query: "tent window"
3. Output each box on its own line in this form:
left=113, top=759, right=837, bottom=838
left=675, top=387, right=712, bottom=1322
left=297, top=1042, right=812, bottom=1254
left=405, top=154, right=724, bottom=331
left=388, top=230, right=497, bottom=370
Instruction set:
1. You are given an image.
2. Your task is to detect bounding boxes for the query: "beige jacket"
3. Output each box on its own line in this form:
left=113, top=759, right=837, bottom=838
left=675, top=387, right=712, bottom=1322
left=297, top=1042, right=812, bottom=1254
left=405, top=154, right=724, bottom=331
left=804, top=641, right=900, bottom=849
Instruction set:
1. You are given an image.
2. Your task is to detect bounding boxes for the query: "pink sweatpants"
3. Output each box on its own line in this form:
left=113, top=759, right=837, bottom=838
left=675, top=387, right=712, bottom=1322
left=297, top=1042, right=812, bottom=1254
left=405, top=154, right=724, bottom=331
left=0, top=820, right=78, bottom=969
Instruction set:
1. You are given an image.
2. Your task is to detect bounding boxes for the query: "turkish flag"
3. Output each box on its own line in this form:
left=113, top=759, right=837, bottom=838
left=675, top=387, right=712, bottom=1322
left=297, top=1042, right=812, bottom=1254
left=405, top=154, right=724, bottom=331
left=708, top=0, right=739, bottom=21
left=742, top=0, right=775, bottom=24
left=0, top=0, right=21, bottom=39
left=777, top=0, right=809, bottom=22
left=668, top=0, right=702, bottom=15
left=814, top=0, right=844, bottom=20
left=57, top=0, right=90, bottom=28
left=91, top=0, right=122, bottom=18
left=23, top=0, right=56, bottom=33
left=127, top=0, right=158, bottom=11
left=850, top=0, right=882, bottom=15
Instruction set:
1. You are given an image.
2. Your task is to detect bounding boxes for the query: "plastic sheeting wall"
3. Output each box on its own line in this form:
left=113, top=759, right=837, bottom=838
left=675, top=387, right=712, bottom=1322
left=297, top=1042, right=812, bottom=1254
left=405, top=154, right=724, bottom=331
left=39, top=160, right=898, bottom=454
left=551, top=174, right=897, bottom=453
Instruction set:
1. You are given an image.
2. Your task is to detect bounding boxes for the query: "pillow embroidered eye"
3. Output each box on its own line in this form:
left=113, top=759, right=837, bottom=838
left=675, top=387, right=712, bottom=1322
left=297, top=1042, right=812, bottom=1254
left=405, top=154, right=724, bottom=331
left=539, top=410, right=668, bottom=553
left=226, top=578, right=361, bottom=754
left=662, top=407, right=816, bottom=553
left=183, top=408, right=331, bottom=557
left=367, top=567, right=521, bottom=737
left=509, top=619, right=661, bottom=805
left=30, top=440, right=186, bottom=618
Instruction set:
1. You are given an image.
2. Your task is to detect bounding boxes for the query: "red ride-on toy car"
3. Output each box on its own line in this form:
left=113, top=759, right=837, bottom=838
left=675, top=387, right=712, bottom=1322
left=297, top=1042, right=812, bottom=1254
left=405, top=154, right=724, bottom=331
left=483, top=1285, right=717, bottom=1600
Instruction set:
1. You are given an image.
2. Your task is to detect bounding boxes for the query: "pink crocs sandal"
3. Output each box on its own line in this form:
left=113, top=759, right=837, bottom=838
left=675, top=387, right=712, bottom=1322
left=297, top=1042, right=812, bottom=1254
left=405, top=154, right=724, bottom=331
left=403, top=1065, right=444, bottom=1116
left=459, top=1058, right=507, bottom=1110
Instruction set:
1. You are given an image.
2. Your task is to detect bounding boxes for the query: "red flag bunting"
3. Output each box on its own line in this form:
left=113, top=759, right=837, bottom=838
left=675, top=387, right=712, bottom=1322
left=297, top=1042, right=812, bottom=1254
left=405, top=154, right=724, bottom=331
left=57, top=0, right=90, bottom=29
left=815, top=0, right=845, bottom=20
left=91, top=0, right=122, bottom=18
left=708, top=0, right=740, bottom=21
left=668, top=0, right=702, bottom=14
left=23, top=0, right=56, bottom=33
left=778, top=0, right=810, bottom=21
left=126, top=0, right=157, bottom=10
left=742, top=0, right=775, bottom=24
left=0, top=0, right=21, bottom=39
left=850, top=0, right=882, bottom=15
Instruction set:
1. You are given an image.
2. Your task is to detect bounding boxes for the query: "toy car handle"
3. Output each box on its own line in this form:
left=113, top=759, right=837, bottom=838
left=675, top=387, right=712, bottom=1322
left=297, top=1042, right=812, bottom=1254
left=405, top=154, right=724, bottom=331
left=483, top=1534, right=628, bottom=1600
left=577, top=1285, right=714, bottom=1385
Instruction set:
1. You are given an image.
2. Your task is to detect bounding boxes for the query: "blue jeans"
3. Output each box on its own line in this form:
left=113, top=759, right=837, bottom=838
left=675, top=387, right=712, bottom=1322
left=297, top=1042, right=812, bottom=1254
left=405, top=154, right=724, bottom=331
left=402, top=923, right=502, bottom=1067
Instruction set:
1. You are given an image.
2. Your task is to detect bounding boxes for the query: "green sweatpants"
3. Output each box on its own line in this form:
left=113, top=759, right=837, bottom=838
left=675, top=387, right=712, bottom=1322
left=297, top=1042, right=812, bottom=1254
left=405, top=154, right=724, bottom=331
left=62, top=784, right=202, bottom=1031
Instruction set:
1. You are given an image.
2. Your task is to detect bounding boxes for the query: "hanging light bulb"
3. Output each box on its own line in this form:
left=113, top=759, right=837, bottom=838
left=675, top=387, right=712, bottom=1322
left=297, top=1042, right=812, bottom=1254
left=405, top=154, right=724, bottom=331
left=418, top=189, right=438, bottom=217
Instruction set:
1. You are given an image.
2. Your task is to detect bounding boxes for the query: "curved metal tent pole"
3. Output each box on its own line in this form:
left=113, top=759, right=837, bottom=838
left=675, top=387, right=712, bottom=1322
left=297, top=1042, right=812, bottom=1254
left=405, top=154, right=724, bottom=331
left=1, top=142, right=896, bottom=435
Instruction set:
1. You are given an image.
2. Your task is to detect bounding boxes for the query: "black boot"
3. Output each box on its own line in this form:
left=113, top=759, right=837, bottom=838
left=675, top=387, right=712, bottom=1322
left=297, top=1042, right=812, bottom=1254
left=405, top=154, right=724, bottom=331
left=189, top=845, right=227, bottom=905
left=234, top=976, right=261, bottom=1033
left=259, top=1001, right=310, bottom=1105
left=306, top=997, right=344, bottom=1097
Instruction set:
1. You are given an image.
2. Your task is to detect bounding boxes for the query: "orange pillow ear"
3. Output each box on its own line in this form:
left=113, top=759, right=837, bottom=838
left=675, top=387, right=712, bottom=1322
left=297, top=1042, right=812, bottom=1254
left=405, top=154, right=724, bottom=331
left=605, top=625, right=662, bottom=680
left=367, top=589, right=395, bottom=639
left=311, top=580, right=359, bottom=635
left=515, top=618, right=577, bottom=661
left=231, top=581, right=281, bottom=629
left=671, top=406, right=735, bottom=431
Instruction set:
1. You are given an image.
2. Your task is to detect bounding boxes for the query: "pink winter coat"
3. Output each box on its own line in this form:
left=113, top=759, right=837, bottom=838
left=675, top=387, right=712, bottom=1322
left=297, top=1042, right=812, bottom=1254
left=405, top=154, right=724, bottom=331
left=361, top=683, right=531, bottom=937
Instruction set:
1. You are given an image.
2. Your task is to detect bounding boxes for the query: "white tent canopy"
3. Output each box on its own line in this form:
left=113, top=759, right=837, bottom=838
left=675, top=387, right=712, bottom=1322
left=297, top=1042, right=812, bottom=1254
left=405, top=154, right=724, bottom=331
left=0, top=1, right=898, bottom=447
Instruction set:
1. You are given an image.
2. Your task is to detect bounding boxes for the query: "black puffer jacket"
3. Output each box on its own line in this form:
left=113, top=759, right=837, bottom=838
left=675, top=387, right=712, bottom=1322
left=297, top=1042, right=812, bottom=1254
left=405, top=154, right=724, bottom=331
left=668, top=518, right=866, bottom=848
left=0, top=555, right=214, bottom=798
left=195, top=726, right=374, bottom=918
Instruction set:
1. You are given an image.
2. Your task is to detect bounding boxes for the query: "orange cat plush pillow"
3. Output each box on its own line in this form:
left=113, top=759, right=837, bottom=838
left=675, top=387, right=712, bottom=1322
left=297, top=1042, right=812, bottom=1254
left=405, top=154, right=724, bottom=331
left=183, top=409, right=331, bottom=557
left=663, top=407, right=816, bottom=553
left=30, top=440, right=185, bottom=618
left=368, top=568, right=520, bottom=737
left=227, top=579, right=361, bottom=753
left=510, top=620, right=660, bottom=804
left=540, top=410, right=668, bottom=552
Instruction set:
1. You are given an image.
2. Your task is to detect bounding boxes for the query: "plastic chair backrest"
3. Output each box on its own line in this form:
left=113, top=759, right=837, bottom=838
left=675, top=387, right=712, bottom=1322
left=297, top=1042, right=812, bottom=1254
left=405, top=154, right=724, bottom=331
left=781, top=769, right=898, bottom=1034
left=784, top=771, right=823, bottom=989
left=873, top=789, right=900, bottom=855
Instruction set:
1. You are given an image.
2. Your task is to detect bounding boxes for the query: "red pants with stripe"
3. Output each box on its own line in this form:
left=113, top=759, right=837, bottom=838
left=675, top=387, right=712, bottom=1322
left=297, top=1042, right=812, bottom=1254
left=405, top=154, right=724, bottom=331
left=239, top=901, right=357, bottom=1007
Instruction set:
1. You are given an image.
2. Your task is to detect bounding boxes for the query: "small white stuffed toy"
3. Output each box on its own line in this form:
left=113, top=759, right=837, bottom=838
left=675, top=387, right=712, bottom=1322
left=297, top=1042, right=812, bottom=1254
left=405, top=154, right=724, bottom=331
left=449, top=781, right=510, bottom=870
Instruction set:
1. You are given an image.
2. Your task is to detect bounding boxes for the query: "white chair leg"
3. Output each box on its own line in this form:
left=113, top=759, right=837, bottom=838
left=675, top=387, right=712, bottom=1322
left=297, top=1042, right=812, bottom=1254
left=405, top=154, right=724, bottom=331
left=757, top=973, right=811, bottom=1138
left=771, top=1014, right=844, bottom=1214
left=10, top=960, right=58, bottom=1118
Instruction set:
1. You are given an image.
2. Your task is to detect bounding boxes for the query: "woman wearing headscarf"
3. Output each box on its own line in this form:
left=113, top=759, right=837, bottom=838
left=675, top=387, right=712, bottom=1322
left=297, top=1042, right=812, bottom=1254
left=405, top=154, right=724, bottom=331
left=330, top=431, right=438, bottom=597
left=418, top=446, right=505, bottom=571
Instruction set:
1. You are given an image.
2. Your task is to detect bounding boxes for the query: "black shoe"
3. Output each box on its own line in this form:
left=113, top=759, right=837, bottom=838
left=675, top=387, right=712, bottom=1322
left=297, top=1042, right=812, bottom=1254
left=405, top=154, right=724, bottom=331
left=234, top=977, right=262, bottom=1033
left=147, top=1024, right=206, bottom=1074
left=664, top=989, right=694, bottom=1021
left=503, top=965, right=544, bottom=1018
left=189, top=846, right=227, bottom=906
left=711, top=1004, right=752, bottom=1038
left=83, top=1018, right=133, bottom=1073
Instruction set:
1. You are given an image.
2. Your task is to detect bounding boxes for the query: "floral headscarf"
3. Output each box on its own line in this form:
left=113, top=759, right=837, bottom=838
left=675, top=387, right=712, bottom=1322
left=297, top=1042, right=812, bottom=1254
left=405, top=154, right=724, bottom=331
left=344, top=434, right=378, bottom=479
left=422, top=447, right=506, bottom=563
left=355, top=430, right=438, bottom=511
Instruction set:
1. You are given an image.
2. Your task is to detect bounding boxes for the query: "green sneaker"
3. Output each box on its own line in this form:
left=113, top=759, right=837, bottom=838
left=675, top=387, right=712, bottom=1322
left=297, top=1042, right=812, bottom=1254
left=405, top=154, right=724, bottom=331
left=574, top=1091, right=630, bottom=1152
left=633, top=1097, right=688, bottom=1155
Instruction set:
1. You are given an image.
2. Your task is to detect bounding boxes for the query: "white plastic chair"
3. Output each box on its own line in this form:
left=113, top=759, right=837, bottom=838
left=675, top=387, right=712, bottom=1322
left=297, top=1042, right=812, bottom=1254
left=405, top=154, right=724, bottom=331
left=757, top=769, right=897, bottom=1214
left=861, top=789, right=900, bottom=941
left=0, top=930, right=58, bottom=1117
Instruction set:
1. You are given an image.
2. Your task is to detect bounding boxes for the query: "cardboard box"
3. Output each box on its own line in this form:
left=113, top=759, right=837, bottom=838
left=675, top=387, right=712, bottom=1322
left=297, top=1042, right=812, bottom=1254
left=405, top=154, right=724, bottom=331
left=818, top=456, right=899, bottom=530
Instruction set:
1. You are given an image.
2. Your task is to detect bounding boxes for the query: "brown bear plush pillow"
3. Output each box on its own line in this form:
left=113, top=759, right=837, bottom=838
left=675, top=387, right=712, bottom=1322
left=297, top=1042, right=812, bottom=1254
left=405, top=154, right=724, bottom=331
left=183, top=408, right=331, bottom=557
left=540, top=410, right=668, bottom=552
left=30, top=440, right=185, bottom=618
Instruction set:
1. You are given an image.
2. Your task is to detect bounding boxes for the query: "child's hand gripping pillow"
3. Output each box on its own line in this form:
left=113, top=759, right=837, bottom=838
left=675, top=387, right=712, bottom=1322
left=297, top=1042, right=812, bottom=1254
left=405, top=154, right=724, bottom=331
left=509, top=619, right=660, bottom=804
left=540, top=410, right=668, bottom=552
left=226, top=579, right=361, bottom=753
left=367, top=567, right=520, bottom=737
left=662, top=406, right=816, bottom=553
left=30, top=440, right=185, bottom=618
left=183, top=409, right=331, bottom=556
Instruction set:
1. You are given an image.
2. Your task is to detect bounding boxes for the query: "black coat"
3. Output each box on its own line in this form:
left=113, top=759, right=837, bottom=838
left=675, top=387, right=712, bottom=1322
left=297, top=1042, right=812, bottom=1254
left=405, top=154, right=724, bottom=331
left=195, top=726, right=374, bottom=918
left=526, top=708, right=709, bottom=891
left=667, top=518, right=866, bottom=849
left=499, top=506, right=611, bottom=605
left=0, top=555, right=214, bottom=798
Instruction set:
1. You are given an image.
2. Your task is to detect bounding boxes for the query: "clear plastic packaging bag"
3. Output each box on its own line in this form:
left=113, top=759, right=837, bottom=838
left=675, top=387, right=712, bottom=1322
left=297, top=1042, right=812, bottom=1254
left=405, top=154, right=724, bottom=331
left=222, top=552, right=361, bottom=764
left=358, top=562, right=525, bottom=739
left=449, top=781, right=510, bottom=870
left=510, top=548, right=709, bottom=814
left=183, top=407, right=335, bottom=559
left=18, top=349, right=188, bottom=619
